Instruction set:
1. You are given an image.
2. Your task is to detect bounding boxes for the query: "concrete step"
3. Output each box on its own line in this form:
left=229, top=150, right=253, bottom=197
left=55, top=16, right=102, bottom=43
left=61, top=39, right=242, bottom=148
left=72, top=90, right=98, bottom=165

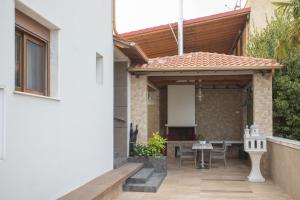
left=126, top=168, right=154, bottom=183
left=123, top=172, right=167, bottom=193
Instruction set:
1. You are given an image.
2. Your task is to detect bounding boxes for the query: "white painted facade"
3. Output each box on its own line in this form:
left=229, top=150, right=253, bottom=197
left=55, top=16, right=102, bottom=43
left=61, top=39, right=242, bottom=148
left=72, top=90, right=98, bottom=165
left=0, top=0, right=114, bottom=199
left=245, top=0, right=287, bottom=31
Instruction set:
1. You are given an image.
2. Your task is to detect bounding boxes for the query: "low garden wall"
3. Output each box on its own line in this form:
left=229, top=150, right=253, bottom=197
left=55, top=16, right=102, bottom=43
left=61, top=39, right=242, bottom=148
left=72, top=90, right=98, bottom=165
left=268, top=136, right=300, bottom=200
left=128, top=156, right=167, bottom=173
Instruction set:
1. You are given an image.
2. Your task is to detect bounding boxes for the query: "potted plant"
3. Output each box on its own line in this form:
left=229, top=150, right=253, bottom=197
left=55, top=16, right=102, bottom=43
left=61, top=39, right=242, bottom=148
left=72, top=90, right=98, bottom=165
left=129, top=132, right=168, bottom=173
left=196, top=134, right=206, bottom=144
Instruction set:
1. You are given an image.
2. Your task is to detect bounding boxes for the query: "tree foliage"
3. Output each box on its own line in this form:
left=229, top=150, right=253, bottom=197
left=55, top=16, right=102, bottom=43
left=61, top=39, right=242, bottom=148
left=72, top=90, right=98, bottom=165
left=273, top=0, right=300, bottom=59
left=247, top=14, right=300, bottom=141
left=273, top=50, right=300, bottom=140
left=247, top=14, right=290, bottom=59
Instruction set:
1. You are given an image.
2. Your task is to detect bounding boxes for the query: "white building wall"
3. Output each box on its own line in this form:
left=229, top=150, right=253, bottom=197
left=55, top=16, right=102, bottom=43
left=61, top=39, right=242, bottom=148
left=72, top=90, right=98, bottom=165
left=245, top=0, right=287, bottom=31
left=0, top=0, right=114, bottom=199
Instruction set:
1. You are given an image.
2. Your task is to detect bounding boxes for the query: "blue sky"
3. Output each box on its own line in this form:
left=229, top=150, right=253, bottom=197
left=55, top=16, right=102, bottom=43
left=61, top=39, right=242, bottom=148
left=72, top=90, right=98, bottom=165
left=116, top=0, right=248, bottom=33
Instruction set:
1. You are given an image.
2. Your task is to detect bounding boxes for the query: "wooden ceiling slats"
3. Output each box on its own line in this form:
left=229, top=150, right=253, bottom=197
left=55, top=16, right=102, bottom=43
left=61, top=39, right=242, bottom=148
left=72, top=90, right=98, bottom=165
left=144, top=41, right=234, bottom=53
left=143, top=42, right=234, bottom=57
left=123, top=15, right=247, bottom=39
left=124, top=17, right=245, bottom=37
left=148, top=75, right=252, bottom=88
left=120, top=10, right=249, bottom=58
left=141, top=37, right=234, bottom=50
left=128, top=23, right=243, bottom=44
left=152, top=81, right=250, bottom=88
left=135, top=31, right=238, bottom=46
left=148, top=75, right=252, bottom=81
left=135, top=31, right=240, bottom=46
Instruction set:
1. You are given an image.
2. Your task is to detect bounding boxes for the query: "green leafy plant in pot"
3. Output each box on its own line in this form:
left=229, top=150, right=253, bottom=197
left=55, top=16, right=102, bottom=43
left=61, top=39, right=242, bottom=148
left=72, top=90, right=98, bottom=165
left=196, top=134, right=206, bottom=144
left=131, top=132, right=168, bottom=173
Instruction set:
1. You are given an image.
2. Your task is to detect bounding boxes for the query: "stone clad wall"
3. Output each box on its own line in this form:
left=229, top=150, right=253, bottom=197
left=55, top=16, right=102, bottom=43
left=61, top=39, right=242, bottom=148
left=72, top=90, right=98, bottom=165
left=130, top=75, right=148, bottom=144
left=159, top=88, right=168, bottom=134
left=196, top=89, right=243, bottom=140
left=148, top=89, right=160, bottom=138
left=253, top=73, right=273, bottom=136
left=195, top=89, right=244, bottom=158
left=252, top=73, right=273, bottom=175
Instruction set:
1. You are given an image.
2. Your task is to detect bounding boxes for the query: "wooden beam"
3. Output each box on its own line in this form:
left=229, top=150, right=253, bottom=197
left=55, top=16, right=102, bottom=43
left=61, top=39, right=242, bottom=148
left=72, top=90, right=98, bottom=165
left=148, top=75, right=252, bottom=82
left=121, top=12, right=249, bottom=58
left=147, top=81, right=159, bottom=91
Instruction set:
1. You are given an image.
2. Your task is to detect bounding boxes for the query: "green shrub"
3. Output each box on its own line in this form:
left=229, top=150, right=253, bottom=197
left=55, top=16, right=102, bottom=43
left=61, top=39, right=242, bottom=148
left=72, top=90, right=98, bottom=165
left=247, top=14, right=300, bottom=141
left=273, top=48, right=300, bottom=140
left=133, top=144, right=151, bottom=157
left=147, top=132, right=167, bottom=156
left=133, top=132, right=167, bottom=157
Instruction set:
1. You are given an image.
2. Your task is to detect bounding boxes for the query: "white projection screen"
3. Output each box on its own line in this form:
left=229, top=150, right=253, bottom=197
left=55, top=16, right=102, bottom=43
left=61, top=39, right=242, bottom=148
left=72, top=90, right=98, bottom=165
left=0, top=88, right=4, bottom=160
left=167, top=85, right=195, bottom=126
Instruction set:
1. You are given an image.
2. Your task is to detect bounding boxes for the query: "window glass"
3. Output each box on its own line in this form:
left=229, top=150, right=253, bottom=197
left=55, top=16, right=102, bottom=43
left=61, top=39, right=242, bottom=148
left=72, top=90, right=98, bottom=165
left=15, top=34, right=22, bottom=87
left=26, top=40, right=43, bottom=92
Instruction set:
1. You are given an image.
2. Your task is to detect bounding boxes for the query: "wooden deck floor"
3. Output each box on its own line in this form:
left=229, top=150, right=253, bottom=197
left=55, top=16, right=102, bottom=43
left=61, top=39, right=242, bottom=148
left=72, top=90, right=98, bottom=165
left=116, top=159, right=293, bottom=200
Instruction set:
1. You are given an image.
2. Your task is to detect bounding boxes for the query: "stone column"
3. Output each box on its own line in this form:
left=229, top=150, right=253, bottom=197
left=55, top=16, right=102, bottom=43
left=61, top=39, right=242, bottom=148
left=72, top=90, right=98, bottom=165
left=252, top=73, right=273, bottom=176
left=130, top=75, right=148, bottom=144
left=253, top=73, right=273, bottom=136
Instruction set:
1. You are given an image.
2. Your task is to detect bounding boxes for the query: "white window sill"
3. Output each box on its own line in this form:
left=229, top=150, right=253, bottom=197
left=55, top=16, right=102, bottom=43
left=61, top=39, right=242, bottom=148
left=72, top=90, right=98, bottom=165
left=14, top=91, right=61, bottom=101
left=267, top=136, right=300, bottom=150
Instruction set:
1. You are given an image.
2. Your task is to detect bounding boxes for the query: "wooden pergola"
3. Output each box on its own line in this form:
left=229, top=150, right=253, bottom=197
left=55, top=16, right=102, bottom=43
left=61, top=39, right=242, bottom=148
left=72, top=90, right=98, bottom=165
left=119, top=8, right=250, bottom=58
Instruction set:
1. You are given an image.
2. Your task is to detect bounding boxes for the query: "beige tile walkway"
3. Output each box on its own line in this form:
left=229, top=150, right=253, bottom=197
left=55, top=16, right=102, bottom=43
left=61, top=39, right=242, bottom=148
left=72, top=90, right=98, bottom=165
left=116, top=159, right=293, bottom=200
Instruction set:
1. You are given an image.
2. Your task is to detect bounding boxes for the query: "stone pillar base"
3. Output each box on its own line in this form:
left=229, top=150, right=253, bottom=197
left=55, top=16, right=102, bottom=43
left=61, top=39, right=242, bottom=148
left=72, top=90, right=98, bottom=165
left=248, top=152, right=266, bottom=182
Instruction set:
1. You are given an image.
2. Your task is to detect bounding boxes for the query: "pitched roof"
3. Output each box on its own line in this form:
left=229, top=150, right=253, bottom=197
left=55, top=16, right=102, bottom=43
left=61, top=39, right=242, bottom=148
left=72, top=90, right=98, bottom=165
left=113, top=37, right=148, bottom=64
left=128, top=51, right=283, bottom=72
left=119, top=8, right=251, bottom=58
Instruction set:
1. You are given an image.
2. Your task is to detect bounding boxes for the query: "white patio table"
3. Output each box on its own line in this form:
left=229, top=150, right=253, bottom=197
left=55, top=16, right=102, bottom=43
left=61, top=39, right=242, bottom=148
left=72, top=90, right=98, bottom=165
left=192, top=142, right=213, bottom=169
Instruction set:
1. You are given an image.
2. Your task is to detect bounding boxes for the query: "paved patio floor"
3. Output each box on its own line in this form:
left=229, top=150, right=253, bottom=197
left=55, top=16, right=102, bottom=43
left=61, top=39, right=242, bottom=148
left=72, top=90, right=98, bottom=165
left=116, top=159, right=293, bottom=200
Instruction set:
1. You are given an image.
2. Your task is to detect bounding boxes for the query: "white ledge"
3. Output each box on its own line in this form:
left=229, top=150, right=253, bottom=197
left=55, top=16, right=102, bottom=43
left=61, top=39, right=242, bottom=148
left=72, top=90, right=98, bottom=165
left=14, top=91, right=61, bottom=101
left=267, top=136, right=300, bottom=150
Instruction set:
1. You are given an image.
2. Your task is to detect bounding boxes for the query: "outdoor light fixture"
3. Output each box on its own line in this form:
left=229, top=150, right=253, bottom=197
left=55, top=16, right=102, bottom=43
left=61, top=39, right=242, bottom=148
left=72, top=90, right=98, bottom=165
left=148, top=91, right=156, bottom=105
left=197, top=86, right=202, bottom=102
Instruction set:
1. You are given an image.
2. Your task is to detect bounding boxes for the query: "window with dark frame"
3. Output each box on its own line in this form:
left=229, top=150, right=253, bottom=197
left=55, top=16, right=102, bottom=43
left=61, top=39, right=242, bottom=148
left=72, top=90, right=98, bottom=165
left=15, top=10, right=50, bottom=96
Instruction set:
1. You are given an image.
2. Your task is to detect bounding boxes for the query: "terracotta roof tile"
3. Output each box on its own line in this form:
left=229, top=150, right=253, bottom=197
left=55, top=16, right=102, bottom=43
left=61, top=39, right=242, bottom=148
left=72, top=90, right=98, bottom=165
left=128, top=51, right=283, bottom=72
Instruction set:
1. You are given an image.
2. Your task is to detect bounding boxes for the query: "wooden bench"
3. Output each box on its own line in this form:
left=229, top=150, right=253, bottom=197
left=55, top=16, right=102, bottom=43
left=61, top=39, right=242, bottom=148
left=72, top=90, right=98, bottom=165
left=58, top=163, right=143, bottom=200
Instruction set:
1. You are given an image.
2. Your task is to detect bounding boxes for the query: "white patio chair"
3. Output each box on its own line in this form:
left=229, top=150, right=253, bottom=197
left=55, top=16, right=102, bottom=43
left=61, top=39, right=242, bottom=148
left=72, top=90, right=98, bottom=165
left=210, top=141, right=228, bottom=167
left=177, top=143, right=196, bottom=168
